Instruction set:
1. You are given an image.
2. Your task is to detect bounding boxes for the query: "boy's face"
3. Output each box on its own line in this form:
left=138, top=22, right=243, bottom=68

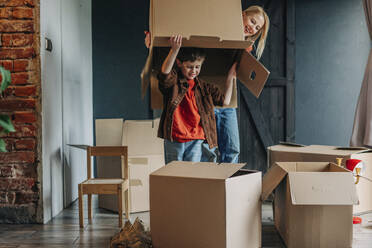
left=176, top=59, right=204, bottom=80
left=243, top=12, right=265, bottom=37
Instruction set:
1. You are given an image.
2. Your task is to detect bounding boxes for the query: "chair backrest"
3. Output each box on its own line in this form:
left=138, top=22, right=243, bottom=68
left=86, top=146, right=128, bottom=180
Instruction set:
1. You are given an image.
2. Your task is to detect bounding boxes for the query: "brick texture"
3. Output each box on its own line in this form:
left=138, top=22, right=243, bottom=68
left=2, top=34, right=33, bottom=47
left=0, top=0, right=40, bottom=224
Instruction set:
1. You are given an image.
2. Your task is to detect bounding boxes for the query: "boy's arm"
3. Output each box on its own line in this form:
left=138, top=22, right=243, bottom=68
left=158, top=35, right=182, bottom=92
left=161, top=35, right=182, bottom=74
left=223, top=62, right=237, bottom=106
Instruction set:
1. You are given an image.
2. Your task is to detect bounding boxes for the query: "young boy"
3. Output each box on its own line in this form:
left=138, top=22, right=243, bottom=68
left=158, top=34, right=236, bottom=164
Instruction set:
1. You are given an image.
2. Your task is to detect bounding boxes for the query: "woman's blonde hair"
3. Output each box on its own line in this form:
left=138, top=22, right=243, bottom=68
left=242, top=5, right=269, bottom=60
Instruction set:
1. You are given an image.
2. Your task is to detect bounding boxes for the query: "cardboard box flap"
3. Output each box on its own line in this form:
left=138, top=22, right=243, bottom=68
left=288, top=172, right=359, bottom=205
left=153, top=36, right=252, bottom=49
left=237, top=51, right=270, bottom=98
left=151, top=0, right=245, bottom=44
left=151, top=161, right=245, bottom=180
left=261, top=163, right=288, bottom=201
left=279, top=141, right=306, bottom=147
left=304, top=145, right=370, bottom=156
left=268, top=144, right=308, bottom=152
left=122, top=119, right=163, bottom=156
left=270, top=144, right=371, bottom=156
left=335, top=146, right=369, bottom=151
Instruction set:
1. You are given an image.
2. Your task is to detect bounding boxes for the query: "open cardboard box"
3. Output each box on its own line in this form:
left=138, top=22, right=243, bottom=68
left=95, top=118, right=164, bottom=213
left=150, top=161, right=262, bottom=248
left=141, top=0, right=270, bottom=109
left=268, top=143, right=372, bottom=213
left=262, top=162, right=358, bottom=248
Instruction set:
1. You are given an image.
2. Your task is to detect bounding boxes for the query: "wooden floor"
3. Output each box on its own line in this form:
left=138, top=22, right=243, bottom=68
left=0, top=197, right=371, bottom=247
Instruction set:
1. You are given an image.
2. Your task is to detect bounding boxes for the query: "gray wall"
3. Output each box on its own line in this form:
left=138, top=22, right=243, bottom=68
left=295, top=0, right=370, bottom=146
left=41, top=0, right=92, bottom=222
left=92, top=0, right=151, bottom=121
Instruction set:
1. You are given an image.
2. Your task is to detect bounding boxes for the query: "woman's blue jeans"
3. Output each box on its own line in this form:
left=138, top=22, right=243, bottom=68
left=201, top=108, right=240, bottom=163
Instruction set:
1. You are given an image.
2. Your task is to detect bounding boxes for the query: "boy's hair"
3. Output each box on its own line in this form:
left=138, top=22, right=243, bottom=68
left=177, top=47, right=206, bottom=62
left=243, top=5, right=270, bottom=60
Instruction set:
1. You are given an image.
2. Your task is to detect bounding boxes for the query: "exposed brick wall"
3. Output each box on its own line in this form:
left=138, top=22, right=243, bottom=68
left=0, top=0, right=41, bottom=223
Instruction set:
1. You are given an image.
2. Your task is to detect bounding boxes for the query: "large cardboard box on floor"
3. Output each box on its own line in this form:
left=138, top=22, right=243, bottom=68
left=95, top=118, right=165, bottom=213
left=150, top=161, right=262, bottom=248
left=262, top=162, right=358, bottom=248
left=268, top=143, right=372, bottom=213
left=141, top=0, right=270, bottom=109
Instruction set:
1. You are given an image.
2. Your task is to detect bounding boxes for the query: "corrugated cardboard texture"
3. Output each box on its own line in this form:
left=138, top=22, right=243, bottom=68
left=266, top=162, right=356, bottom=248
left=261, top=162, right=288, bottom=201
left=95, top=118, right=123, bottom=146
left=226, top=172, right=261, bottom=248
left=285, top=205, right=353, bottom=248
left=128, top=155, right=164, bottom=212
left=151, top=161, right=245, bottom=179
left=268, top=144, right=372, bottom=213
left=122, top=119, right=163, bottom=156
left=150, top=176, right=226, bottom=248
left=150, top=162, right=261, bottom=248
left=274, top=179, right=291, bottom=245
left=288, top=172, right=358, bottom=205
left=352, top=152, right=372, bottom=213
left=151, top=0, right=244, bottom=43
left=237, top=51, right=270, bottom=97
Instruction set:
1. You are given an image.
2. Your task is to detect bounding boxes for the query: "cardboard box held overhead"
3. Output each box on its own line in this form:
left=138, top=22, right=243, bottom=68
left=268, top=143, right=372, bottom=213
left=150, top=161, right=262, bottom=248
left=95, top=118, right=165, bottom=213
left=141, top=0, right=270, bottom=109
left=262, top=162, right=358, bottom=248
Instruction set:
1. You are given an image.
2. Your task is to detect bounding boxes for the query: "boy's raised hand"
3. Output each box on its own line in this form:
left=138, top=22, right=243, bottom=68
left=170, top=34, right=182, bottom=50
left=161, top=34, right=182, bottom=74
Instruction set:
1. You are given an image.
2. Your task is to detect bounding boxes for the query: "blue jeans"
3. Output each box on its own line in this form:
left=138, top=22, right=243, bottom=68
left=201, top=108, right=240, bottom=163
left=164, top=139, right=204, bottom=164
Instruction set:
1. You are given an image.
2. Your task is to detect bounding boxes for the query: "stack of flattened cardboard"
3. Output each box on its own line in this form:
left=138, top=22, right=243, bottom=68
left=262, top=162, right=358, bottom=248
left=268, top=143, right=372, bottom=213
left=95, top=118, right=165, bottom=213
left=141, top=0, right=270, bottom=109
left=150, top=161, right=262, bottom=248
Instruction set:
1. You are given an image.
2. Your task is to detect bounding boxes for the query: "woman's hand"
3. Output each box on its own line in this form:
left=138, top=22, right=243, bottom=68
left=144, top=31, right=151, bottom=48
left=170, top=34, right=182, bottom=51
left=228, top=62, right=237, bottom=79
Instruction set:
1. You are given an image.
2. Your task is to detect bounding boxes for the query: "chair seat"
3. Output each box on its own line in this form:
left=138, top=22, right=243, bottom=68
left=83, top=178, right=125, bottom=185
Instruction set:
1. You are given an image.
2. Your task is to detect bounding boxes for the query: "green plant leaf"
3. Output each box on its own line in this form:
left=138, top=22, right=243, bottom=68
left=0, top=66, right=11, bottom=94
left=0, top=115, right=15, bottom=133
left=0, top=139, right=7, bottom=152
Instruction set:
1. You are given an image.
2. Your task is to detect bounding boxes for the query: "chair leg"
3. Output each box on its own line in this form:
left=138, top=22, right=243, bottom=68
left=78, top=184, right=84, bottom=228
left=88, top=194, right=92, bottom=223
left=125, top=188, right=130, bottom=221
left=118, top=186, right=123, bottom=227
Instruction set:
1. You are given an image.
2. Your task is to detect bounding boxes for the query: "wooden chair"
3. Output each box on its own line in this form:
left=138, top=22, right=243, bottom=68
left=78, top=146, right=129, bottom=228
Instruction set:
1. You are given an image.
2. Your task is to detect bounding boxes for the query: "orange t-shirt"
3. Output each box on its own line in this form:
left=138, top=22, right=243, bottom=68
left=172, top=79, right=205, bottom=142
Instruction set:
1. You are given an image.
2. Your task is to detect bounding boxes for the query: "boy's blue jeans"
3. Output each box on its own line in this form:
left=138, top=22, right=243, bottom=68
left=201, top=108, right=240, bottom=163
left=164, top=139, right=204, bottom=164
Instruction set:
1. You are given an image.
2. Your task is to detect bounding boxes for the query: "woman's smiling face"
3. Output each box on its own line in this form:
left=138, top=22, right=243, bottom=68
left=243, top=12, right=265, bottom=37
